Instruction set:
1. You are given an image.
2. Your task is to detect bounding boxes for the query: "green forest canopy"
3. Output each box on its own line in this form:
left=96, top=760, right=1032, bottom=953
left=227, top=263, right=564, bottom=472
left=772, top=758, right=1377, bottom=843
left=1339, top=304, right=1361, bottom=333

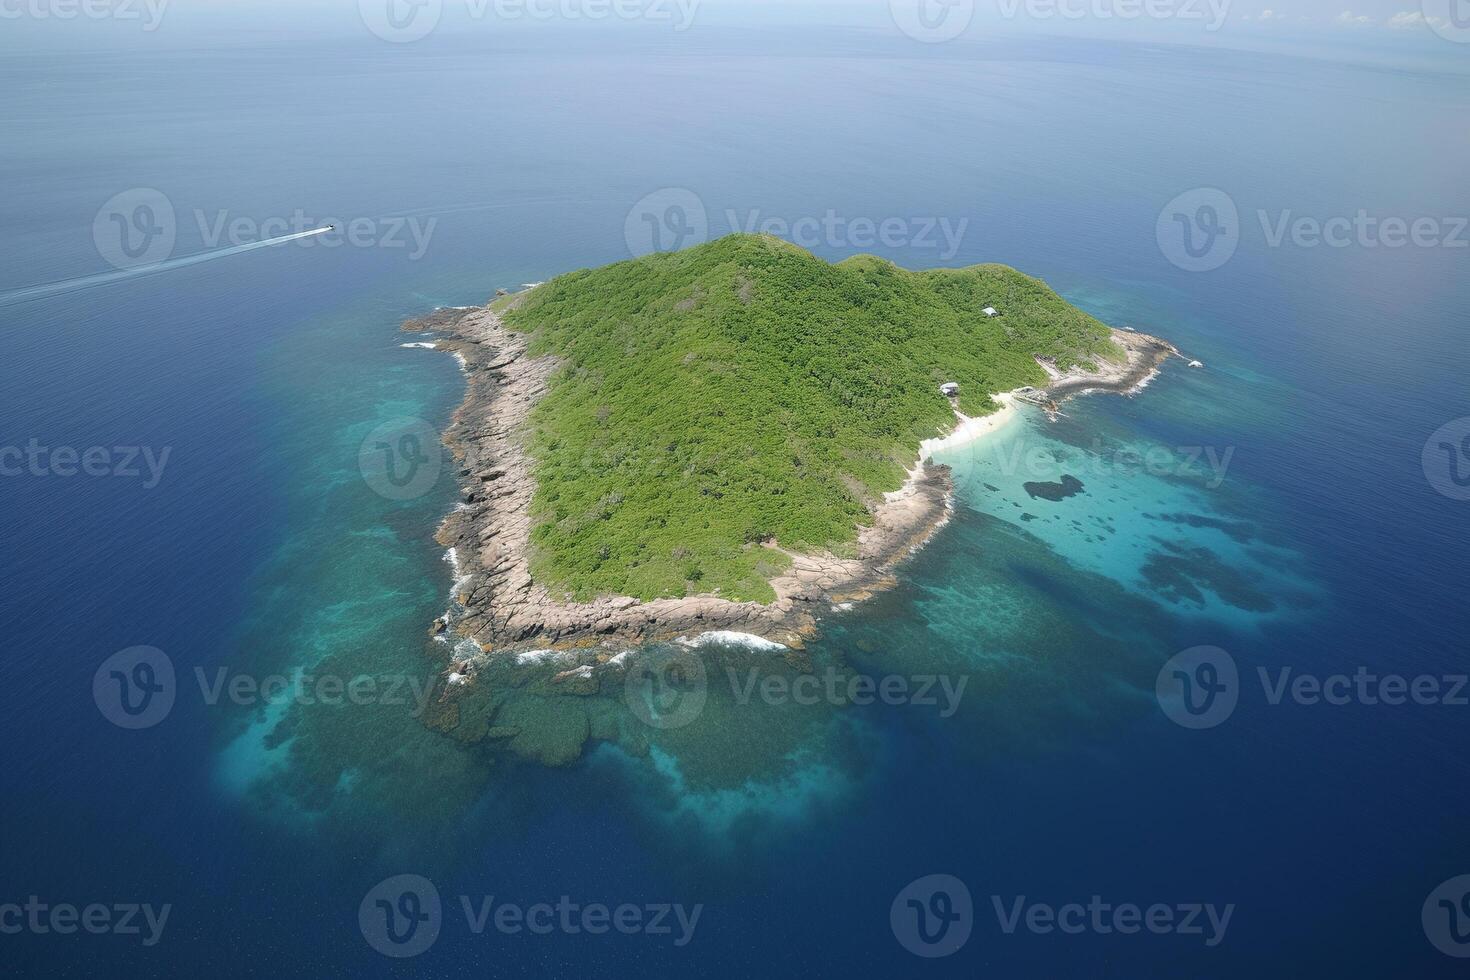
left=504, top=233, right=1118, bottom=603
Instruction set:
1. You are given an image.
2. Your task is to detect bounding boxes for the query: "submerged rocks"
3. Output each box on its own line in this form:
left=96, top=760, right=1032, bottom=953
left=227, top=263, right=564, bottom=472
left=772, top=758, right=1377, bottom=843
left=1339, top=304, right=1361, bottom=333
left=1023, top=474, right=1086, bottom=502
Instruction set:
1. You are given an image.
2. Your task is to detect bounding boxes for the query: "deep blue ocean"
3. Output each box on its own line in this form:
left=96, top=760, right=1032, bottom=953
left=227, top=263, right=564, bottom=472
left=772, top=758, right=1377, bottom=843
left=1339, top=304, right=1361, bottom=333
left=2, top=17, right=1468, bottom=978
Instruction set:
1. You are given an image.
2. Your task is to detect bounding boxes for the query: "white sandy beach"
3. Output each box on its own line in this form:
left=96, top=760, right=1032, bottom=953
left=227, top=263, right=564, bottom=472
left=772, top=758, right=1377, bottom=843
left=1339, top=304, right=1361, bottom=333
left=918, top=392, right=1021, bottom=458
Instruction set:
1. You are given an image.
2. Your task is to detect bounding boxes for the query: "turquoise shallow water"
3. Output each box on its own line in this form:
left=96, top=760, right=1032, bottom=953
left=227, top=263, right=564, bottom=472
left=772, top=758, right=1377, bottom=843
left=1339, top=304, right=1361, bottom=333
left=935, top=389, right=1319, bottom=631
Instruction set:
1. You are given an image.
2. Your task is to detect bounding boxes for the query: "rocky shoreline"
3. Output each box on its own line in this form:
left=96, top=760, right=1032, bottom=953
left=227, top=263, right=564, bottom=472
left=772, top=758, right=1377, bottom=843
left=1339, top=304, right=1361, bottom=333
left=1040, top=328, right=1179, bottom=398
left=402, top=301, right=1176, bottom=670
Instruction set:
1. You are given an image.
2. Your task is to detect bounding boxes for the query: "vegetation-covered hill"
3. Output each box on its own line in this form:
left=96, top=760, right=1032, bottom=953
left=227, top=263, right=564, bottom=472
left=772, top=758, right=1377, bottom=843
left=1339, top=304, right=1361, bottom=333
left=504, top=234, right=1118, bottom=602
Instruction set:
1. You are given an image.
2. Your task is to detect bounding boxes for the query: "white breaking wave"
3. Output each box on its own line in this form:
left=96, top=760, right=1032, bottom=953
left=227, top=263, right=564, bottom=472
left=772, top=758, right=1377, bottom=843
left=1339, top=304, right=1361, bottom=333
left=443, top=548, right=472, bottom=597
left=515, top=649, right=575, bottom=666
left=675, top=631, right=786, bottom=653
left=1128, top=368, right=1162, bottom=395
left=400, top=341, right=438, bottom=349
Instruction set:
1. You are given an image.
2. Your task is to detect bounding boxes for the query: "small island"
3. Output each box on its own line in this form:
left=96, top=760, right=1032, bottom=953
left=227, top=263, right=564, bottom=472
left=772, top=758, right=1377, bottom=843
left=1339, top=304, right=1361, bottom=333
left=404, top=234, right=1174, bottom=667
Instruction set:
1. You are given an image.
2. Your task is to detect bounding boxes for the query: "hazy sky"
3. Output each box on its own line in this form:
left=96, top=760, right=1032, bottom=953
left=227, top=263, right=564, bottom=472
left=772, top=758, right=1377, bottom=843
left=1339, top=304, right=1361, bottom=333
left=1, top=0, right=1465, bottom=61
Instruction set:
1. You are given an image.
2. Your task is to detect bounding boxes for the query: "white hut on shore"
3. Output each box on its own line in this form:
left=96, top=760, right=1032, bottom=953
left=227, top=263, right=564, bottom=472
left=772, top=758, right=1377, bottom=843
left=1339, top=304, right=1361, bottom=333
left=940, top=382, right=960, bottom=397
left=982, top=306, right=998, bottom=317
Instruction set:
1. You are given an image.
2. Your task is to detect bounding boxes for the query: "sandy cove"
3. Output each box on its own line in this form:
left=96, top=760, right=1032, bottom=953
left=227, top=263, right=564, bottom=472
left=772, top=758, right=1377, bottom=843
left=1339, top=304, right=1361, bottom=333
left=402, top=302, right=1174, bottom=660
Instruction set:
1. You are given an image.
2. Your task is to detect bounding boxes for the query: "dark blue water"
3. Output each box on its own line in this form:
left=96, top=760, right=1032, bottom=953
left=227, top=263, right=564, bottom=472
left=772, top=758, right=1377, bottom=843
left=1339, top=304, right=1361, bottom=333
left=2, top=22, right=1468, bottom=978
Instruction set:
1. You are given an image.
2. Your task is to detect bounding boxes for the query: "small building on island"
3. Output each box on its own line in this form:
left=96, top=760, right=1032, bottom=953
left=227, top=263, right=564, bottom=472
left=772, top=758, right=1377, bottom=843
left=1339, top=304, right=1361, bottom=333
left=982, top=306, right=998, bottom=317
left=940, top=382, right=960, bottom=397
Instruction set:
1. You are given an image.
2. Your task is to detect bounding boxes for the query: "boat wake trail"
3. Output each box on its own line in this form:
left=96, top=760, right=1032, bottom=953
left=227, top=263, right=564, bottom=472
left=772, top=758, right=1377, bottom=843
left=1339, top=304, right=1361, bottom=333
left=0, top=226, right=334, bottom=308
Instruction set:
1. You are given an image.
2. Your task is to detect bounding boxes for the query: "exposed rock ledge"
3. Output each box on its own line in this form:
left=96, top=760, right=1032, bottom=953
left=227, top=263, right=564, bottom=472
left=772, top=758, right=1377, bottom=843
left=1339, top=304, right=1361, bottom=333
left=1040, top=328, right=1179, bottom=398
left=402, top=300, right=956, bottom=658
